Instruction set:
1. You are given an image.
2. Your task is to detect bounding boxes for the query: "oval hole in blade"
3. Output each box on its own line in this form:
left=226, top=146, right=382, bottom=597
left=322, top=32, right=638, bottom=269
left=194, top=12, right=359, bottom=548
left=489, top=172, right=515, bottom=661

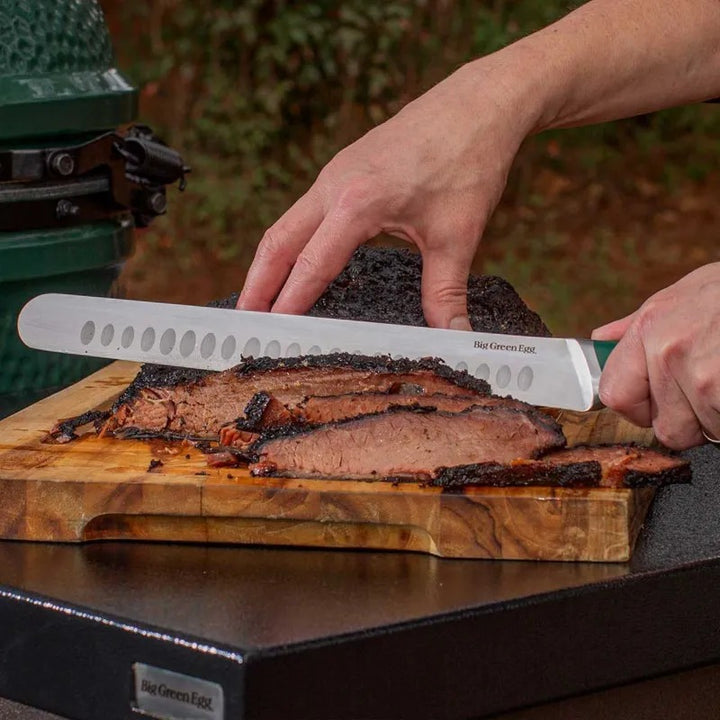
left=307, top=345, right=321, bottom=355
left=179, top=330, right=196, bottom=358
left=221, top=335, right=237, bottom=361
left=141, top=327, right=156, bottom=352
left=121, top=326, right=134, bottom=348
left=160, top=329, right=176, bottom=355
left=100, top=324, right=114, bottom=347
left=475, top=363, right=490, bottom=381
left=496, top=365, right=511, bottom=389
left=264, top=340, right=281, bottom=358
left=200, top=333, right=216, bottom=359
left=80, top=321, right=95, bottom=345
left=285, top=342, right=301, bottom=357
left=242, top=337, right=261, bottom=358
left=517, top=366, right=534, bottom=391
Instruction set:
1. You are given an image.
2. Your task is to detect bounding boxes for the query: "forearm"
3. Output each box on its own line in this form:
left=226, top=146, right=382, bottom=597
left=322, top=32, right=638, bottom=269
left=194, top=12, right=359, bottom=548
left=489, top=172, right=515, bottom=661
left=481, top=0, right=720, bottom=132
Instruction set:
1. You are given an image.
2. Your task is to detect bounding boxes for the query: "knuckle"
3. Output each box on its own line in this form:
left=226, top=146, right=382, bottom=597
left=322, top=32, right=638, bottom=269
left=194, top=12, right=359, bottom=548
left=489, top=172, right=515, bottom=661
left=652, top=421, right=687, bottom=450
left=256, top=226, right=287, bottom=260
left=422, top=286, right=468, bottom=329
left=292, top=251, right=320, bottom=275
left=292, top=249, right=334, bottom=285
left=333, top=179, right=376, bottom=216
left=694, top=368, right=718, bottom=398
left=653, top=340, right=687, bottom=380
left=597, top=376, right=622, bottom=411
left=597, top=383, right=651, bottom=428
left=599, top=388, right=634, bottom=419
left=429, top=282, right=468, bottom=303
left=634, top=294, right=671, bottom=334
left=632, top=302, right=658, bottom=337
left=597, top=384, right=616, bottom=410
left=423, top=283, right=468, bottom=313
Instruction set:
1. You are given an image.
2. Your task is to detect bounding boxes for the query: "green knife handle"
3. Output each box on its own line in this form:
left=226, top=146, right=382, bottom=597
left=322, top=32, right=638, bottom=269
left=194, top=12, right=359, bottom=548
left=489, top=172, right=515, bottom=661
left=592, top=340, right=617, bottom=370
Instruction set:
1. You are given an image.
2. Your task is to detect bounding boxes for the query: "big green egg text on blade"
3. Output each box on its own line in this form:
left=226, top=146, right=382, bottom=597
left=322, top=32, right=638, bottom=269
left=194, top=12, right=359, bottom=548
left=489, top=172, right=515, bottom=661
left=17, top=294, right=615, bottom=411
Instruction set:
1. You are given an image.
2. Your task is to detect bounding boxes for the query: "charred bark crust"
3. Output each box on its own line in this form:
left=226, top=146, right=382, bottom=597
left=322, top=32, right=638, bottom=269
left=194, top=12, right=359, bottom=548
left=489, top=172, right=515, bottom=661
left=307, top=246, right=552, bottom=336
left=114, top=352, right=491, bottom=408
left=433, top=461, right=603, bottom=489
left=214, top=246, right=550, bottom=336
left=117, top=245, right=546, bottom=404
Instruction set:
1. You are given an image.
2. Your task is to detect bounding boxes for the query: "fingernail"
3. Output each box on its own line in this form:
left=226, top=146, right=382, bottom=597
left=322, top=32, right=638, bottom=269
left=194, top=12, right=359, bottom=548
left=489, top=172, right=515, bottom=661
left=449, top=316, right=472, bottom=331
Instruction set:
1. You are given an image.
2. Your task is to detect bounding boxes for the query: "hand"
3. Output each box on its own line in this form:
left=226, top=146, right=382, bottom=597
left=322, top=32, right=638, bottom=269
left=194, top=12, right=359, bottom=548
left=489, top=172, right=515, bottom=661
left=237, top=53, right=543, bottom=330
left=591, top=263, right=720, bottom=449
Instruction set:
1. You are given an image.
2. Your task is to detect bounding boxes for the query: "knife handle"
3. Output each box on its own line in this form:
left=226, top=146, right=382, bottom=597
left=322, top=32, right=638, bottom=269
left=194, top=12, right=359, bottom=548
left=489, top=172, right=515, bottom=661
left=592, top=340, right=617, bottom=370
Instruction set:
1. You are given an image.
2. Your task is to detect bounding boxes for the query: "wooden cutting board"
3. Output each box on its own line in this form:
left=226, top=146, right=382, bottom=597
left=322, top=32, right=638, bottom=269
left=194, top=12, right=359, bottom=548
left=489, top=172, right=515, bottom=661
left=0, top=361, right=657, bottom=562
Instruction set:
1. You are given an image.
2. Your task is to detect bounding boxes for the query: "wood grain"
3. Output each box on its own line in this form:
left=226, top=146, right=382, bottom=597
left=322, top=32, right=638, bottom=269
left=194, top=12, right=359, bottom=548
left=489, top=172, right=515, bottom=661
left=0, top=361, right=658, bottom=562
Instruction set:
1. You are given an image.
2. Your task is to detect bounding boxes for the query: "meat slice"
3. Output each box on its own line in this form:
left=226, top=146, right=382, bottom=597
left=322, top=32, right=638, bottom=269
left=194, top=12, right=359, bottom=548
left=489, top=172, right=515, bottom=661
left=100, top=354, right=490, bottom=440
left=431, top=444, right=691, bottom=489
left=217, top=391, right=295, bottom=450
left=209, top=391, right=538, bottom=457
left=295, top=392, right=531, bottom=426
left=541, top=444, right=691, bottom=488
left=249, top=405, right=566, bottom=481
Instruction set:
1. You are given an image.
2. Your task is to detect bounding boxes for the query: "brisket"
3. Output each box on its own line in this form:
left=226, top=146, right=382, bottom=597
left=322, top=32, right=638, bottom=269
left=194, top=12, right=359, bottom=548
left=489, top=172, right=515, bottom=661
left=90, top=245, right=547, bottom=442
left=250, top=410, right=690, bottom=488
left=541, top=444, right=692, bottom=488
left=431, top=444, right=691, bottom=489
left=308, top=246, right=551, bottom=336
left=214, top=246, right=551, bottom=336
left=294, top=392, right=531, bottom=426
left=49, top=247, right=692, bottom=493
left=101, top=354, right=491, bottom=441
left=249, top=404, right=566, bottom=481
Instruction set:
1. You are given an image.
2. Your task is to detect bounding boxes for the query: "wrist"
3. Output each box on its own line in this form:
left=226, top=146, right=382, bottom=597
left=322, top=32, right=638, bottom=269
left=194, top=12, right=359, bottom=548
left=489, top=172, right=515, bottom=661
left=457, top=40, right=567, bottom=140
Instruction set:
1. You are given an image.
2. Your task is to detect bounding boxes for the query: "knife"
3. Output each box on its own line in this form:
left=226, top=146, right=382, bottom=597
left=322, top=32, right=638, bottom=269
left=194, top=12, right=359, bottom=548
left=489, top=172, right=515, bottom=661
left=17, top=293, right=616, bottom=412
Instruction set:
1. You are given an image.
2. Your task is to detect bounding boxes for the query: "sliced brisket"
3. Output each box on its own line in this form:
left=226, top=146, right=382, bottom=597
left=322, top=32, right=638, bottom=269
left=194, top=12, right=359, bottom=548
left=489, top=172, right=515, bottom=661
left=431, top=444, right=691, bottom=489
left=249, top=404, right=566, bottom=481
left=87, top=245, right=547, bottom=444
left=541, top=444, right=691, bottom=488
left=101, top=354, right=491, bottom=441
left=50, top=247, right=692, bottom=492
left=294, top=392, right=531, bottom=426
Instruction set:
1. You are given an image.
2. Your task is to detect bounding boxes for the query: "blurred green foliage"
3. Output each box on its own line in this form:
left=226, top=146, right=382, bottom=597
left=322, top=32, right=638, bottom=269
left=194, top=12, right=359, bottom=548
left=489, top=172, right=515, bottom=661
left=107, top=0, right=719, bottom=258
left=104, top=0, right=719, bottom=332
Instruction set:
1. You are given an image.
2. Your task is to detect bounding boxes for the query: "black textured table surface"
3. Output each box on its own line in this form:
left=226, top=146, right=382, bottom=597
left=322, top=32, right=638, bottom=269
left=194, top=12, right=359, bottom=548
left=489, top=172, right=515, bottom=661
left=0, top=444, right=718, bottom=720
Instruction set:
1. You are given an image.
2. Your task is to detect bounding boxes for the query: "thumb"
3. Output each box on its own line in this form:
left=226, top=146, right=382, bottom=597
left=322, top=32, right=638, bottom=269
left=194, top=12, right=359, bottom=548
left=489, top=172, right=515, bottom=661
left=591, top=310, right=637, bottom=340
left=420, top=248, right=472, bottom=330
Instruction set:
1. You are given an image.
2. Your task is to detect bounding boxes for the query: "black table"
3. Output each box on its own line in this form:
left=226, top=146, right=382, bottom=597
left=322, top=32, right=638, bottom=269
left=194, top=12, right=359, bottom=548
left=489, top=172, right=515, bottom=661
left=0, top=444, right=719, bottom=720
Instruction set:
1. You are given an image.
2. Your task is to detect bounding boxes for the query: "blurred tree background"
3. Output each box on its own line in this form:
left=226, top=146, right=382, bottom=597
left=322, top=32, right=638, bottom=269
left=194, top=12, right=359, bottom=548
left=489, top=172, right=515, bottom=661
left=100, top=0, right=719, bottom=336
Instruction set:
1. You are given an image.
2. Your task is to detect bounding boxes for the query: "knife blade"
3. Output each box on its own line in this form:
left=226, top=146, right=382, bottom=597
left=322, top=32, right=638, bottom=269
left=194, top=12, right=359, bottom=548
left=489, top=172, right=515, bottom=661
left=17, top=293, right=616, bottom=411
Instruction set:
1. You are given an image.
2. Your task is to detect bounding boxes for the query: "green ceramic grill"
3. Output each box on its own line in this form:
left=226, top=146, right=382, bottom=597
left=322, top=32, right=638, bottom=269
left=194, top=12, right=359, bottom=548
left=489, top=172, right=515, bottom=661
left=0, top=0, right=187, bottom=417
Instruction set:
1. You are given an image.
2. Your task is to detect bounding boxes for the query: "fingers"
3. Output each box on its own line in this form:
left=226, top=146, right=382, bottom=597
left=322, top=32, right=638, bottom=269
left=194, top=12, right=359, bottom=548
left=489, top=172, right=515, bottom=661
left=271, top=204, right=376, bottom=316
left=419, top=246, right=474, bottom=330
left=598, top=325, right=653, bottom=428
left=591, top=311, right=637, bottom=340
left=237, top=190, right=324, bottom=311
left=598, top=305, right=708, bottom=449
left=646, top=352, right=703, bottom=449
left=662, top=339, right=720, bottom=446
